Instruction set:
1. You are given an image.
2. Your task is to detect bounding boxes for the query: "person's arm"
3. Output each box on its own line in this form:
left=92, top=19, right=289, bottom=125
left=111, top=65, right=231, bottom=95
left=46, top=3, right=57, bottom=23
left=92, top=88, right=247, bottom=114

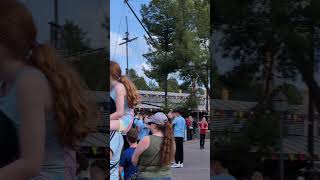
left=110, top=84, right=125, bottom=120
left=132, top=136, right=150, bottom=166
left=118, top=166, right=123, bottom=180
left=0, top=72, right=48, bottom=179
left=119, top=150, right=125, bottom=176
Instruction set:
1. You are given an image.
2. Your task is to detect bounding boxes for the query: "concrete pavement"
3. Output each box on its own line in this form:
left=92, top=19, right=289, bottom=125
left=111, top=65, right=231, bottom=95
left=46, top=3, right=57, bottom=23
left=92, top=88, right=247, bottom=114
left=171, top=139, right=210, bottom=180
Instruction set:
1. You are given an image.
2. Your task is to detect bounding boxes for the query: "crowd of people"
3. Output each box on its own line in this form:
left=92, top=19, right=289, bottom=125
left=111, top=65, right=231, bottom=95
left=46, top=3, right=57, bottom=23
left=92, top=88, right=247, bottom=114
left=109, top=61, right=209, bottom=180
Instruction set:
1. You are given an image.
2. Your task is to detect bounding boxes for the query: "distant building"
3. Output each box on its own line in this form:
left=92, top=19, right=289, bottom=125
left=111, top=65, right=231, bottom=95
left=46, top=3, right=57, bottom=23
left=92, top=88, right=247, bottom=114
left=139, top=90, right=209, bottom=112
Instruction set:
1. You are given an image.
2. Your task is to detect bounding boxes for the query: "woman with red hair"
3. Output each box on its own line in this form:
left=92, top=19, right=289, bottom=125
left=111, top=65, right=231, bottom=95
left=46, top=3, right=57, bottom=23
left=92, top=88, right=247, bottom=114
left=0, top=1, right=92, bottom=179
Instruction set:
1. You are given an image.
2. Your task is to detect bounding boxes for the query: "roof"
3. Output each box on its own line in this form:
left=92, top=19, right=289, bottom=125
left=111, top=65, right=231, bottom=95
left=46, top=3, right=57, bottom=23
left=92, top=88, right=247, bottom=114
left=211, top=99, right=305, bottom=113
left=139, top=90, right=193, bottom=97
left=281, top=136, right=320, bottom=155
left=136, top=103, right=161, bottom=110
left=211, top=99, right=256, bottom=111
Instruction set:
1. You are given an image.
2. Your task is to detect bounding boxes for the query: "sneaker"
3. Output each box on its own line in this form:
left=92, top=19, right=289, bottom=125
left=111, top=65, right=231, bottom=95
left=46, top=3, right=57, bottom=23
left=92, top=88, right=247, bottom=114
left=179, top=163, right=184, bottom=168
left=171, top=163, right=180, bottom=168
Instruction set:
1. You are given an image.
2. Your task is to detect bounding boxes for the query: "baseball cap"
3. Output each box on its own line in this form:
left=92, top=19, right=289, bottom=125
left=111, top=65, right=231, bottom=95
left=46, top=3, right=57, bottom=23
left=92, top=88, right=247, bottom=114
left=148, top=112, right=168, bottom=125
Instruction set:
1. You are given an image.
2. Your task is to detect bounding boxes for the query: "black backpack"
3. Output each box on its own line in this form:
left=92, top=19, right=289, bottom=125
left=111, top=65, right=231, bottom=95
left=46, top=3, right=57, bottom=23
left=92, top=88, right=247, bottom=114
left=0, top=110, right=19, bottom=167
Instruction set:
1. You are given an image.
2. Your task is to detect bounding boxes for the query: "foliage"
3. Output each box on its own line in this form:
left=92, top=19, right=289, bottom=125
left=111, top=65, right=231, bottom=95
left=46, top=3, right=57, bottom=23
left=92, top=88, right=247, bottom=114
left=213, top=0, right=320, bottom=112
left=128, top=69, right=149, bottom=90
left=72, top=52, right=108, bottom=91
left=220, top=63, right=264, bottom=101
left=140, top=0, right=210, bottom=105
left=274, top=83, right=303, bottom=105
left=60, top=20, right=107, bottom=91
left=60, top=20, right=90, bottom=55
left=174, top=0, right=210, bottom=96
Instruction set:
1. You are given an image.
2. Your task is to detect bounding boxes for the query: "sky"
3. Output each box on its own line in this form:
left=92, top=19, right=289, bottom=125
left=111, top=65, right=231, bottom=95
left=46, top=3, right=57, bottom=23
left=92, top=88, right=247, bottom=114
left=21, top=0, right=107, bottom=49
left=110, top=0, right=152, bottom=83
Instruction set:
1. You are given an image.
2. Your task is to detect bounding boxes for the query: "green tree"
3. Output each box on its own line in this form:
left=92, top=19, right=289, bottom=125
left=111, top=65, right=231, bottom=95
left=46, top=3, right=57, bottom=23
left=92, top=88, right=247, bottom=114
left=61, top=20, right=90, bottom=55
left=60, top=20, right=107, bottom=91
left=141, top=0, right=179, bottom=109
left=72, top=52, right=108, bottom=91
left=274, top=83, right=303, bottom=105
left=128, top=69, right=149, bottom=90
left=174, top=0, right=210, bottom=97
left=220, top=63, right=264, bottom=101
left=213, top=0, right=320, bottom=112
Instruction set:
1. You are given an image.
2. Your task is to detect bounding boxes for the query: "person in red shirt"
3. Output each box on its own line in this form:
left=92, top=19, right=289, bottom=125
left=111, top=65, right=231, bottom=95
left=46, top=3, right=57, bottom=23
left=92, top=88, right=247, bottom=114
left=198, top=117, right=208, bottom=149
left=186, top=116, right=192, bottom=140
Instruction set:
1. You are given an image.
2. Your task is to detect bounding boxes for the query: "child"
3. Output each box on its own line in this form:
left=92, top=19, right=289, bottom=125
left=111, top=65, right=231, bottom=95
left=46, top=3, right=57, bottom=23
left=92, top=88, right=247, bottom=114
left=110, top=61, right=140, bottom=134
left=119, top=129, right=138, bottom=180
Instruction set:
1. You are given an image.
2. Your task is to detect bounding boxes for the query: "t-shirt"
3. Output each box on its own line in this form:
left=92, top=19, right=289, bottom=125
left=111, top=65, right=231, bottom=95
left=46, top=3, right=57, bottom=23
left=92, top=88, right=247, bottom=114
left=186, top=119, right=192, bottom=128
left=110, top=131, right=124, bottom=180
left=119, top=147, right=138, bottom=180
left=211, top=174, right=237, bottom=180
left=199, top=121, right=208, bottom=134
left=172, top=116, right=186, bottom=138
left=136, top=120, right=150, bottom=140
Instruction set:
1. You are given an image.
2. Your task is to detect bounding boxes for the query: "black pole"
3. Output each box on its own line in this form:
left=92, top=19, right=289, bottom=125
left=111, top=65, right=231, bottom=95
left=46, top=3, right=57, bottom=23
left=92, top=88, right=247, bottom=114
left=206, top=62, right=209, bottom=113
left=307, top=23, right=315, bottom=177
left=54, top=0, right=58, bottom=48
left=124, top=0, right=155, bottom=44
left=126, top=16, right=129, bottom=76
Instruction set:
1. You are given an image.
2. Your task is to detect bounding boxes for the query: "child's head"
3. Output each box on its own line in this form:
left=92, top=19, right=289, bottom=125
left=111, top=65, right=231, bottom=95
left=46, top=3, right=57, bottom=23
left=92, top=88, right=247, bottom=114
left=110, top=60, right=140, bottom=108
left=0, top=0, right=91, bottom=148
left=90, top=160, right=107, bottom=180
left=126, top=128, right=138, bottom=145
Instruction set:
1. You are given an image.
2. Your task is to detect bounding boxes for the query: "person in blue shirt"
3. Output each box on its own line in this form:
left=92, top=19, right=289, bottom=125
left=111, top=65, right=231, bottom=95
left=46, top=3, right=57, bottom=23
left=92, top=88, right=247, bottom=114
left=136, top=114, right=150, bottom=142
left=119, top=128, right=139, bottom=180
left=171, top=109, right=186, bottom=168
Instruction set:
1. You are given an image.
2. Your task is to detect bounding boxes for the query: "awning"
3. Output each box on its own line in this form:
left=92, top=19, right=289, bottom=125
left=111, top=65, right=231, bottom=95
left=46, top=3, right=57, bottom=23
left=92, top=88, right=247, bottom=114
left=136, top=103, right=161, bottom=110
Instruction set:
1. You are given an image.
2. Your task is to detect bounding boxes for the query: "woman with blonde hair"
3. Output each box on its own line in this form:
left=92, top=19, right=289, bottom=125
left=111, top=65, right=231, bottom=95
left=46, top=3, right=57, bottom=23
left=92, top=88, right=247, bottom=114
left=0, top=0, right=91, bottom=179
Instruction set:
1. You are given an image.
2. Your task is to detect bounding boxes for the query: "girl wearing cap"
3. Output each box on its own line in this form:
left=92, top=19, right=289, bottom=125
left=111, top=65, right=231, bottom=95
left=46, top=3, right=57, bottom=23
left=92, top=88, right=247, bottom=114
left=0, top=0, right=91, bottom=179
left=110, top=61, right=140, bottom=134
left=132, top=112, right=175, bottom=180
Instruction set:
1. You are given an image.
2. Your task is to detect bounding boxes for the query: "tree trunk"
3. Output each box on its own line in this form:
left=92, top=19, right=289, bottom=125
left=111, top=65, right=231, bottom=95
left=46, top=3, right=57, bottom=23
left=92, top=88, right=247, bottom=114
left=164, top=74, right=168, bottom=110
left=264, top=50, right=274, bottom=98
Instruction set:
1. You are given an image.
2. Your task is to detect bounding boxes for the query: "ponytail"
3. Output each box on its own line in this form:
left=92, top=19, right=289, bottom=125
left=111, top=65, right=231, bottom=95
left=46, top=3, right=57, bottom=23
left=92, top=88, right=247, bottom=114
left=119, top=75, right=140, bottom=108
left=159, top=121, right=175, bottom=165
left=29, top=43, right=92, bottom=148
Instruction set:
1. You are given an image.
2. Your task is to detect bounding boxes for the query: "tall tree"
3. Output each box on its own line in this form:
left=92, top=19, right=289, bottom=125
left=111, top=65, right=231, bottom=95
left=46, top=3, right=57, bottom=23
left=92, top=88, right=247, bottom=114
left=213, top=0, right=320, bottom=112
left=141, top=0, right=179, bottom=109
left=174, top=0, right=210, bottom=97
left=60, top=20, right=90, bottom=55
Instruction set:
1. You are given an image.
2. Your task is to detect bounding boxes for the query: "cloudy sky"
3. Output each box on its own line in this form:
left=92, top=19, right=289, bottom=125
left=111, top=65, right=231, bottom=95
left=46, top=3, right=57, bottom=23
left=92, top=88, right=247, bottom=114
left=21, top=0, right=107, bottom=49
left=110, top=0, right=153, bottom=82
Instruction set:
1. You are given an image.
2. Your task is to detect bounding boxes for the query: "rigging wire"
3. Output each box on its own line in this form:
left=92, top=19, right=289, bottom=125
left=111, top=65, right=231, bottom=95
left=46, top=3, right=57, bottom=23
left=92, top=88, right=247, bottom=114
left=112, top=2, right=125, bottom=60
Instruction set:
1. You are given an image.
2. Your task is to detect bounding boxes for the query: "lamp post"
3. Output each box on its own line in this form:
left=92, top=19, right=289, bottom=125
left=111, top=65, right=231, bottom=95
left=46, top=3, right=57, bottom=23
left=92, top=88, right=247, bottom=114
left=273, top=92, right=288, bottom=180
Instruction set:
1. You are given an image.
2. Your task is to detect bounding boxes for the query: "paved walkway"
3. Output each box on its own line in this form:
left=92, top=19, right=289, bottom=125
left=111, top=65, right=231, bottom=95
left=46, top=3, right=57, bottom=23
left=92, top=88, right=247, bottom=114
left=172, top=139, right=210, bottom=180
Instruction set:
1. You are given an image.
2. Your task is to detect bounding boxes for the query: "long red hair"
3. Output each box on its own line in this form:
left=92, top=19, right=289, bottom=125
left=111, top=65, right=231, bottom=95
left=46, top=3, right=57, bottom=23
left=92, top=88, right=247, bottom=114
left=0, top=0, right=91, bottom=148
left=110, top=61, right=140, bottom=108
